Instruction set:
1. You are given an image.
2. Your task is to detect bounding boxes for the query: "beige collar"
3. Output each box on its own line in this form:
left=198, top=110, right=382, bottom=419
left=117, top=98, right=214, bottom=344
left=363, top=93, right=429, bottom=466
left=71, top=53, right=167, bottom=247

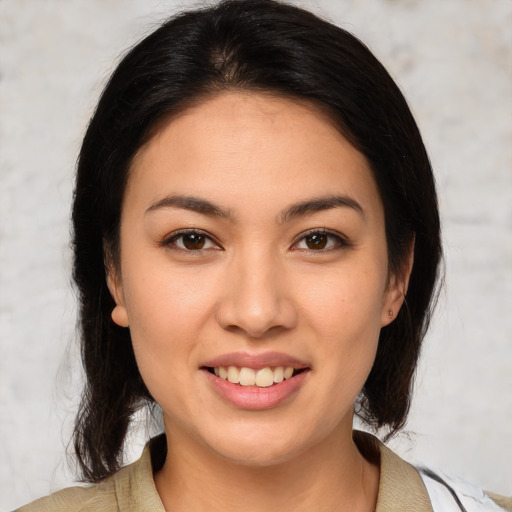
left=354, top=431, right=434, bottom=512
left=116, top=431, right=433, bottom=512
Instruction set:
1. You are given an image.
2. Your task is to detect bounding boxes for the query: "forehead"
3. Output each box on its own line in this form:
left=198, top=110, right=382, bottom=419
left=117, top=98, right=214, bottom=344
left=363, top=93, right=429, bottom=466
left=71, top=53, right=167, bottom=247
left=126, top=92, right=382, bottom=221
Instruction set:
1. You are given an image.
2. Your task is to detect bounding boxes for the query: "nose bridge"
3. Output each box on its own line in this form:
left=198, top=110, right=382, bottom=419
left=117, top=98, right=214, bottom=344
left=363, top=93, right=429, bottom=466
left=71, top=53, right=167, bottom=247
left=216, top=244, right=296, bottom=337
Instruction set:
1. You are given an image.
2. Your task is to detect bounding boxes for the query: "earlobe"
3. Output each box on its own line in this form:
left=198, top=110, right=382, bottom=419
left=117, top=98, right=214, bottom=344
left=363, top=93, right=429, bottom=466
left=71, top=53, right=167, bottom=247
left=381, top=237, right=415, bottom=327
left=106, top=271, right=129, bottom=328
left=381, top=274, right=406, bottom=327
left=111, top=304, right=129, bottom=328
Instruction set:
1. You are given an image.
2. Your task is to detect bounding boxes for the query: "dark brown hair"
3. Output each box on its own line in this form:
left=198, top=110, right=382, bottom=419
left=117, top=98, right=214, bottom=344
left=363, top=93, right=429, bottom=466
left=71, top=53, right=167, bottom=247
left=72, top=0, right=442, bottom=482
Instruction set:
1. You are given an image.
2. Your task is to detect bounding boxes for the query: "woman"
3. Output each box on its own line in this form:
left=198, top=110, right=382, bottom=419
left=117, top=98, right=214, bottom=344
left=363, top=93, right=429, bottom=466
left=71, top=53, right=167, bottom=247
left=15, top=0, right=510, bottom=511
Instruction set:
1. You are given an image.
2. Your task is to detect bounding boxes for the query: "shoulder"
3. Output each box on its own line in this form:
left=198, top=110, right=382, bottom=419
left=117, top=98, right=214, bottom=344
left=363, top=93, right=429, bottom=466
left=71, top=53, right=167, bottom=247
left=12, top=478, right=118, bottom=512
left=13, top=436, right=166, bottom=512
left=487, top=492, right=512, bottom=512
left=418, top=467, right=512, bottom=512
left=353, top=430, right=511, bottom=512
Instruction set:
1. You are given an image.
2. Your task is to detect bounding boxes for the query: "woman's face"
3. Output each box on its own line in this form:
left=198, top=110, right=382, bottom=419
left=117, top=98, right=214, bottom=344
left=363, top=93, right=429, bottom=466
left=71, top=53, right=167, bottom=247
left=108, top=92, right=406, bottom=466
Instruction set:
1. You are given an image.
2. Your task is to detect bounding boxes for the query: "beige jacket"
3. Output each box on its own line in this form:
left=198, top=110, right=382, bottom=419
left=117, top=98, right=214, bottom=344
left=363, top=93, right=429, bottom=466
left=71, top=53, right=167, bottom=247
left=14, top=432, right=511, bottom=512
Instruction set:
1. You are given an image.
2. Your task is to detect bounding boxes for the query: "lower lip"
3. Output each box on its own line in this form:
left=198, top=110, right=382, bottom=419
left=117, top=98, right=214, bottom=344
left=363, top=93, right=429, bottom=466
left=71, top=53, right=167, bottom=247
left=203, top=369, right=309, bottom=410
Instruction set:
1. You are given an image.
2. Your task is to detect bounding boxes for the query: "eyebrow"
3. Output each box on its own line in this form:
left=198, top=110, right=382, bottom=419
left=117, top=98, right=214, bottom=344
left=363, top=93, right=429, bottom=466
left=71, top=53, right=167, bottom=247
left=278, top=195, right=365, bottom=223
left=145, top=193, right=364, bottom=222
left=146, top=195, right=231, bottom=218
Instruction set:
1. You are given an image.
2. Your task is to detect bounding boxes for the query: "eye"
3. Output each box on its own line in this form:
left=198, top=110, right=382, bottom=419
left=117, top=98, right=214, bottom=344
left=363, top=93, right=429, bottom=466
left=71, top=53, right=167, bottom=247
left=293, top=230, right=347, bottom=251
left=164, top=230, right=220, bottom=251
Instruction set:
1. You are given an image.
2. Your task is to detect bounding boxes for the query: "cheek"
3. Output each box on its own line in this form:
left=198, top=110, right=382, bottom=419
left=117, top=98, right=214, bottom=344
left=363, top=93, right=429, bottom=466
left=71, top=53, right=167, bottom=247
left=120, top=262, right=223, bottom=389
left=298, top=264, right=387, bottom=333
left=297, top=264, right=385, bottom=389
left=122, top=260, right=220, bottom=332
left=121, top=272, right=212, bottom=408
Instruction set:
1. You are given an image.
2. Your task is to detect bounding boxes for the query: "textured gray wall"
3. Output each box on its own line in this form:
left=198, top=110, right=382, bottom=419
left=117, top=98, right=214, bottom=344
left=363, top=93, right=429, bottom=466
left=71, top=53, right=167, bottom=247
left=1, top=0, right=511, bottom=509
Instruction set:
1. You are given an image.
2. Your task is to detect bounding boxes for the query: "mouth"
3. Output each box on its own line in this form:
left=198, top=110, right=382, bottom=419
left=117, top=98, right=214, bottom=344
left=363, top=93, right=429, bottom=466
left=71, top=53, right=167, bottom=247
left=201, top=354, right=310, bottom=409
left=204, top=366, right=308, bottom=388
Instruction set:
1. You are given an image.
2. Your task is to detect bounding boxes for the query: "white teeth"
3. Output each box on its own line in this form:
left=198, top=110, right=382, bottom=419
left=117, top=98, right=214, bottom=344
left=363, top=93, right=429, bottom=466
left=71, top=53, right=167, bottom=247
left=273, top=366, right=284, bottom=383
left=255, top=367, right=274, bottom=387
left=213, top=365, right=298, bottom=387
left=227, top=366, right=240, bottom=384
left=239, top=367, right=256, bottom=386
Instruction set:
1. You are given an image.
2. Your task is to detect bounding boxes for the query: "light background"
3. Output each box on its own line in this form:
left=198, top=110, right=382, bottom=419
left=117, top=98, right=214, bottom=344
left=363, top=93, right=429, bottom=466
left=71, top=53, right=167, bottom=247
left=0, top=0, right=511, bottom=509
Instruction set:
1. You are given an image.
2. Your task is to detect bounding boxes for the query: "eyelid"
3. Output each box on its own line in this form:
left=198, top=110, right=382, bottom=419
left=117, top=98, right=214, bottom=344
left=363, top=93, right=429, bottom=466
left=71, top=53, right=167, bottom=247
left=161, top=228, right=222, bottom=251
left=160, top=227, right=349, bottom=252
left=291, top=228, right=350, bottom=251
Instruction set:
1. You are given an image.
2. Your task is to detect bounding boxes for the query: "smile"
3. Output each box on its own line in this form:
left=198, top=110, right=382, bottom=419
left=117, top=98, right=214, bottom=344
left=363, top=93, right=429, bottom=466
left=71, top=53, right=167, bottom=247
left=208, top=366, right=304, bottom=387
left=201, top=353, right=310, bottom=409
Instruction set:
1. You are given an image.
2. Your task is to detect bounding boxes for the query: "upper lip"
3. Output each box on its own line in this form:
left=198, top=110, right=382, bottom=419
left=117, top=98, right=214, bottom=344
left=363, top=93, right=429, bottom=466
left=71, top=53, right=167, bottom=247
left=202, top=352, right=310, bottom=370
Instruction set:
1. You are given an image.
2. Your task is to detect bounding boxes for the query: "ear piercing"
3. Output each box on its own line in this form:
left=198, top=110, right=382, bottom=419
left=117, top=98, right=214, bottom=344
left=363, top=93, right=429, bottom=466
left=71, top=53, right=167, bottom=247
left=388, top=310, right=393, bottom=319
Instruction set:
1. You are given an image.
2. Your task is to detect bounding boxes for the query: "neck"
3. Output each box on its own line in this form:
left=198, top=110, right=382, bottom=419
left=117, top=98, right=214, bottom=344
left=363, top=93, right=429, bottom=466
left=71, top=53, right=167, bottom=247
left=154, top=422, right=379, bottom=512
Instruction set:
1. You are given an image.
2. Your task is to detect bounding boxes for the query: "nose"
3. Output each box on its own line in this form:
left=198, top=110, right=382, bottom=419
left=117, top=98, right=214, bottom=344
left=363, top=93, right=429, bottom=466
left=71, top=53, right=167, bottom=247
left=215, top=251, right=298, bottom=338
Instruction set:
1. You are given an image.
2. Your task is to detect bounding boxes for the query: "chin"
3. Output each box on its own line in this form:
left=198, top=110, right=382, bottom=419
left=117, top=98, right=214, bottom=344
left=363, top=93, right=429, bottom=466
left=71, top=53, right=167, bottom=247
left=198, top=420, right=322, bottom=468
left=213, top=439, right=302, bottom=468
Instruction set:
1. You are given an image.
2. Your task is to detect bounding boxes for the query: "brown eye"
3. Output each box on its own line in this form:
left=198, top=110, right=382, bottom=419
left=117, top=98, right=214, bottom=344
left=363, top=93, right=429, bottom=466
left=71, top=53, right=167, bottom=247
left=181, top=233, right=206, bottom=250
left=304, top=233, right=328, bottom=250
left=166, top=231, right=219, bottom=251
left=294, top=230, right=346, bottom=252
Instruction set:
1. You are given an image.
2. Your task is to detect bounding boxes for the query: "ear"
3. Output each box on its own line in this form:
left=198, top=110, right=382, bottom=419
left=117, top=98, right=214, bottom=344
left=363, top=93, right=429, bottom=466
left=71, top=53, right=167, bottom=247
left=105, top=263, right=129, bottom=328
left=381, top=237, right=415, bottom=327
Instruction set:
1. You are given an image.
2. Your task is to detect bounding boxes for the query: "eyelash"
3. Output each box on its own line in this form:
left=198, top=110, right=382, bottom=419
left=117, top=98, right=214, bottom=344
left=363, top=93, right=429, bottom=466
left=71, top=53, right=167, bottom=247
left=161, top=228, right=349, bottom=253
left=291, top=228, right=349, bottom=253
left=161, top=229, right=222, bottom=252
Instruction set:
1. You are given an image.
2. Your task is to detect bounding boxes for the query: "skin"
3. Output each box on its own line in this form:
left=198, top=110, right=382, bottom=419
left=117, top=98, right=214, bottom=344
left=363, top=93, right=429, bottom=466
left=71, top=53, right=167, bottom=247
left=108, top=92, right=410, bottom=511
